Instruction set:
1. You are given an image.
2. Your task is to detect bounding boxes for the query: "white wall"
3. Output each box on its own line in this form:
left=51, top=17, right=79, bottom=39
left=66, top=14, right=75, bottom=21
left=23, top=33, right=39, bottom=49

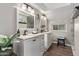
left=72, top=3, right=79, bottom=56
left=0, top=3, right=17, bottom=36
left=46, top=5, right=74, bottom=45
left=74, top=16, right=79, bottom=55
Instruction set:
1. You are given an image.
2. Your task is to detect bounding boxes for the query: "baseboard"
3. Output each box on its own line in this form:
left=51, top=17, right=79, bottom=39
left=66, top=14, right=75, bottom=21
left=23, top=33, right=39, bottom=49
left=53, top=42, right=57, bottom=44
left=53, top=41, right=71, bottom=46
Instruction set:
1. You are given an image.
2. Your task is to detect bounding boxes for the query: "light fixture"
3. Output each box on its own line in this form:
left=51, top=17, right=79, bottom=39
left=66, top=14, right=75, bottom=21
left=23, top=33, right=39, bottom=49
left=31, top=9, right=34, bottom=14
left=44, top=17, right=47, bottom=20
left=41, top=16, right=44, bottom=19
left=22, top=4, right=27, bottom=10
left=28, top=6, right=32, bottom=12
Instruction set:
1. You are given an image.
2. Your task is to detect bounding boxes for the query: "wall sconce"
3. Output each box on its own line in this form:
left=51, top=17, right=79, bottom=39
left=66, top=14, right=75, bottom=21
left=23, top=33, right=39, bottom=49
left=22, top=4, right=27, bottom=10
left=44, top=17, right=47, bottom=20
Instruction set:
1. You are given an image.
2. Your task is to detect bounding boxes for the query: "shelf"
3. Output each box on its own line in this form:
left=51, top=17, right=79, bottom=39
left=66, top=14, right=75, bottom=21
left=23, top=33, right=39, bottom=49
left=18, top=28, right=27, bottom=30
left=19, top=22, right=27, bottom=24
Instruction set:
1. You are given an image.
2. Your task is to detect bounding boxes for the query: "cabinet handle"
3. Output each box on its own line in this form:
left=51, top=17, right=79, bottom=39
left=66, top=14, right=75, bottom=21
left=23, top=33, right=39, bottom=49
left=33, top=39, right=36, bottom=41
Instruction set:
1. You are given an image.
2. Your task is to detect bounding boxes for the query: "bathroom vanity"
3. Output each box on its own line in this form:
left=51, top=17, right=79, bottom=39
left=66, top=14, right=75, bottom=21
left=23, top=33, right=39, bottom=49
left=44, top=32, right=53, bottom=50
left=13, top=32, right=53, bottom=56
left=13, top=33, right=44, bottom=56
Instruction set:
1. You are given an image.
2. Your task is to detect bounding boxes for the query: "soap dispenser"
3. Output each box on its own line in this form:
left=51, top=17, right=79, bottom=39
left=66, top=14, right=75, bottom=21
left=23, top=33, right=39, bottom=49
left=17, top=29, right=20, bottom=36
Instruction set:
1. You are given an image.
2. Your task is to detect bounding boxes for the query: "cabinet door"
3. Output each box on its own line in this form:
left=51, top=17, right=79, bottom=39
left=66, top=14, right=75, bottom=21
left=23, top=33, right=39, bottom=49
left=47, top=33, right=52, bottom=48
left=41, top=36, right=45, bottom=54
left=49, top=33, right=52, bottom=45
left=24, top=37, right=41, bottom=56
left=38, top=35, right=45, bottom=55
left=33, top=36, right=42, bottom=56
left=13, top=39, right=24, bottom=56
left=48, top=33, right=51, bottom=48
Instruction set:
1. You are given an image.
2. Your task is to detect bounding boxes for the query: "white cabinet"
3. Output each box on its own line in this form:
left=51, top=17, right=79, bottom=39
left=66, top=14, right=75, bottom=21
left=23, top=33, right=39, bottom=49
left=39, top=35, right=45, bottom=55
left=13, top=39, right=24, bottom=56
left=24, top=37, right=41, bottom=56
left=47, top=33, right=52, bottom=47
left=13, top=34, right=44, bottom=56
left=13, top=32, right=53, bottom=56
left=44, top=32, right=53, bottom=50
left=24, top=35, right=44, bottom=56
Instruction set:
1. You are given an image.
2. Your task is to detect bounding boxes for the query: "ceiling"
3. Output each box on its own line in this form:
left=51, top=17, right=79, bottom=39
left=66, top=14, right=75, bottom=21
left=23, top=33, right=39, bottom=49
left=34, top=3, right=71, bottom=11
left=31, top=3, right=79, bottom=20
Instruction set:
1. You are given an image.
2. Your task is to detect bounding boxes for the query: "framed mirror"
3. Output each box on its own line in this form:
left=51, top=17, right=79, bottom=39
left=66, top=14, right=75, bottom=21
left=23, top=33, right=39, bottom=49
left=17, top=9, right=35, bottom=31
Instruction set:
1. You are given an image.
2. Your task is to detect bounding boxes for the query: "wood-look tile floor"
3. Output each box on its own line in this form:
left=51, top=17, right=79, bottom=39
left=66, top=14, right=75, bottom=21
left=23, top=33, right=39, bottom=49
left=44, top=43, right=73, bottom=56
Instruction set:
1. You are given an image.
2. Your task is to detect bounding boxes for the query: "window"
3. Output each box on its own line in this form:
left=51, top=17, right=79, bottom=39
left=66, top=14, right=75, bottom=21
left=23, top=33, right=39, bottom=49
left=53, top=25, right=58, bottom=30
left=59, top=25, right=65, bottom=30
left=53, top=24, right=66, bottom=30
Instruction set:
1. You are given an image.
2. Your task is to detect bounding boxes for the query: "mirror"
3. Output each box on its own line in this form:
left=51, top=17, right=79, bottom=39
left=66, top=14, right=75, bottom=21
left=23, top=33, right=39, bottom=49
left=17, top=10, right=35, bottom=31
left=27, top=15, right=34, bottom=28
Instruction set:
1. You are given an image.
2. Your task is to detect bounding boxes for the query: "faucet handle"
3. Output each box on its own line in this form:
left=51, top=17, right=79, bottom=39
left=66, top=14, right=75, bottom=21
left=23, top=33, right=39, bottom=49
left=23, top=30, right=27, bottom=35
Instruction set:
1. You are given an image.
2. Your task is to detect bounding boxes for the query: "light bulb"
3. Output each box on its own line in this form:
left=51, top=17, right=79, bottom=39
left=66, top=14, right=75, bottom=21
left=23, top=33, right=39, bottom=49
left=44, top=17, right=47, bottom=20
left=22, top=4, right=26, bottom=10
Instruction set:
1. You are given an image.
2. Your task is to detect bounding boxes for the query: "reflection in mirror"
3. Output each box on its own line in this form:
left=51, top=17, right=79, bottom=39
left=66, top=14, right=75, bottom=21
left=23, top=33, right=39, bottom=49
left=18, top=11, right=27, bottom=29
left=27, top=15, right=34, bottom=28
left=40, top=15, right=48, bottom=32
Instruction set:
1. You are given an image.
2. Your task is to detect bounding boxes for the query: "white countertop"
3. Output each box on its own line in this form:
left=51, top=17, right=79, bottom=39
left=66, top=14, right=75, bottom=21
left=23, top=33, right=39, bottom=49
left=18, top=31, right=52, bottom=40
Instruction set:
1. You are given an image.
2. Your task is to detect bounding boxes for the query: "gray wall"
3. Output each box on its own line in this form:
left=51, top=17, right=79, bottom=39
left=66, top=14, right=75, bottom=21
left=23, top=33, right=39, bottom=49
left=0, top=3, right=16, bottom=36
